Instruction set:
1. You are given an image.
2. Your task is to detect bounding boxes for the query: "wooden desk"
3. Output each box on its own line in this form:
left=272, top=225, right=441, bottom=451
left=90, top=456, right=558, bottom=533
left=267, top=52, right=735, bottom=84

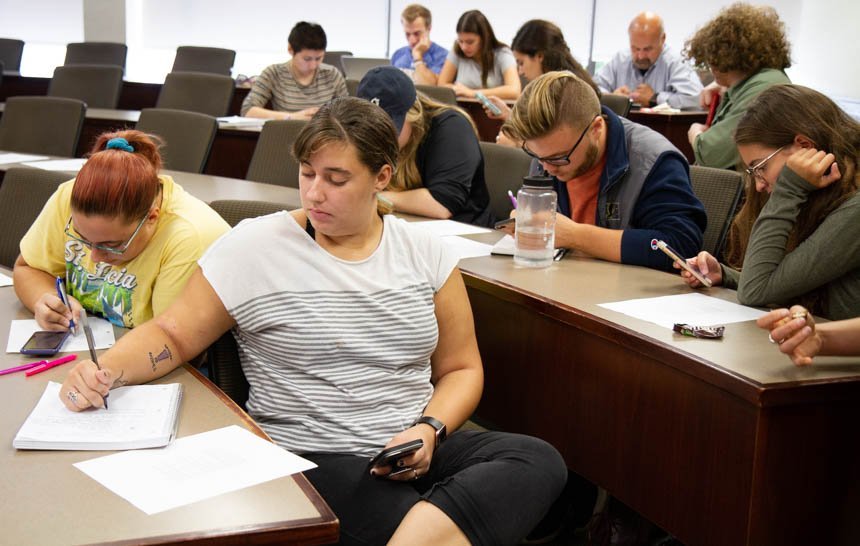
left=457, top=98, right=504, bottom=143
left=628, top=110, right=707, bottom=164
left=458, top=254, right=860, bottom=546
left=0, top=281, right=337, bottom=545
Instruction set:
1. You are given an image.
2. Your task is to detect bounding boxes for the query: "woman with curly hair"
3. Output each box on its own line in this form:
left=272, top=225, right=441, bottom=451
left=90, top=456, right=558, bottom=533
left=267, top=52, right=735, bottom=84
left=676, top=85, right=860, bottom=321
left=684, top=3, right=791, bottom=169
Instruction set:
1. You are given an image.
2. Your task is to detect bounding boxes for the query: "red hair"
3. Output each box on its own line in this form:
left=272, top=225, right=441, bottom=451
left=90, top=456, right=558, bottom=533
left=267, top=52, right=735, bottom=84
left=71, top=130, right=163, bottom=222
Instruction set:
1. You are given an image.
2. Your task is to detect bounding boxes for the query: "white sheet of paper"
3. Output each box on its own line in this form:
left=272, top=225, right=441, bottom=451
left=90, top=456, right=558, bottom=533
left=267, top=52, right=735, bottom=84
left=0, top=152, right=50, bottom=165
left=441, top=236, right=493, bottom=260
left=22, top=158, right=87, bottom=171
left=0, top=271, right=12, bottom=287
left=597, top=292, right=766, bottom=329
left=74, top=425, right=318, bottom=515
left=6, top=317, right=115, bottom=353
left=411, top=220, right=492, bottom=237
left=490, top=234, right=516, bottom=256
left=217, top=115, right=266, bottom=127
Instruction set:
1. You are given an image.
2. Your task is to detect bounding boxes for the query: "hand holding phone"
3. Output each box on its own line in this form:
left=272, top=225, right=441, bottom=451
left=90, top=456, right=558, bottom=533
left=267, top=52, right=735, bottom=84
left=369, top=438, right=423, bottom=477
left=475, top=92, right=503, bottom=116
left=21, top=330, right=71, bottom=356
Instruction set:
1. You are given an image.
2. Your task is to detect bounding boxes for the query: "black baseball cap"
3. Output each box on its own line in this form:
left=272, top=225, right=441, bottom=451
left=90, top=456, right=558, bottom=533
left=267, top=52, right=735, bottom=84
left=356, top=66, right=417, bottom=133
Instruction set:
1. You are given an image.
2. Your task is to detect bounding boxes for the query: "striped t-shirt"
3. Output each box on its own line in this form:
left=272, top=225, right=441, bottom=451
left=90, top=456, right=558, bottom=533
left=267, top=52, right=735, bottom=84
left=240, top=60, right=348, bottom=115
left=199, top=213, right=459, bottom=455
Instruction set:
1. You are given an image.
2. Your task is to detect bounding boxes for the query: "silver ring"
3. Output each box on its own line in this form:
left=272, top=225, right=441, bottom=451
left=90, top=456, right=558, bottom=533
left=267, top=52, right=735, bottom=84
left=768, top=333, right=777, bottom=344
left=412, top=468, right=419, bottom=480
left=66, top=390, right=79, bottom=404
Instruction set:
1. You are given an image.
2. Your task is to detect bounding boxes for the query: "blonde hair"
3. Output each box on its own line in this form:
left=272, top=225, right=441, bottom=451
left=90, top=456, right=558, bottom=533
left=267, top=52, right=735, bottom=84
left=402, top=4, right=431, bottom=26
left=390, top=93, right=477, bottom=192
left=502, top=71, right=600, bottom=142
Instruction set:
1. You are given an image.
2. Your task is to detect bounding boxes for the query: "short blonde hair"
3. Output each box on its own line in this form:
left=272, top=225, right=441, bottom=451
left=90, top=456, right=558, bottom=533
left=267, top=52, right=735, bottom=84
left=401, top=4, right=431, bottom=27
left=502, top=71, right=600, bottom=142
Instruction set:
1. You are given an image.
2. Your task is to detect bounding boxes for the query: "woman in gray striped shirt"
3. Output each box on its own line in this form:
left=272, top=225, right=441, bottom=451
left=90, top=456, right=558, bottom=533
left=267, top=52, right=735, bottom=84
left=241, top=21, right=348, bottom=121
left=59, top=97, right=566, bottom=545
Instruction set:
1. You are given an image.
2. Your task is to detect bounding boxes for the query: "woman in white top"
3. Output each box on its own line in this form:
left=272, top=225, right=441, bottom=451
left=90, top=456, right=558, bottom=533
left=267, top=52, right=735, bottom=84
left=58, top=97, right=565, bottom=545
left=438, top=9, right=521, bottom=100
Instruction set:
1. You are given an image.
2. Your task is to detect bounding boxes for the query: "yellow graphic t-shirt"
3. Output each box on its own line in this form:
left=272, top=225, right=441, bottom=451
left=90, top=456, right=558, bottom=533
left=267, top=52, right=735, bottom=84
left=20, top=175, right=230, bottom=328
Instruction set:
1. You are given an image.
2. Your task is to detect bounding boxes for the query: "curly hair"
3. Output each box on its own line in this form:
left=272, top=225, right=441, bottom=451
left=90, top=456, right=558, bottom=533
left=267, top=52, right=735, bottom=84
left=683, top=3, right=791, bottom=74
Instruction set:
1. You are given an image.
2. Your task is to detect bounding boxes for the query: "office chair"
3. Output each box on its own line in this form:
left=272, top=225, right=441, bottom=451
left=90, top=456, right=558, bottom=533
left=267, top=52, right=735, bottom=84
left=340, top=56, right=391, bottom=81
left=346, top=78, right=359, bottom=97
left=0, top=168, right=70, bottom=268
left=209, top=199, right=287, bottom=227
left=416, top=84, right=457, bottom=105
left=64, top=42, right=127, bottom=71
left=206, top=331, right=249, bottom=409
left=689, top=165, right=744, bottom=258
left=48, top=64, right=124, bottom=109
left=0, top=96, right=86, bottom=157
left=156, top=71, right=235, bottom=117
left=479, top=142, right=533, bottom=221
left=172, top=46, right=236, bottom=76
left=600, top=94, right=633, bottom=117
left=323, top=50, right=352, bottom=76
left=245, top=119, right=307, bottom=188
left=0, top=38, right=25, bottom=73
left=136, top=108, right=218, bottom=173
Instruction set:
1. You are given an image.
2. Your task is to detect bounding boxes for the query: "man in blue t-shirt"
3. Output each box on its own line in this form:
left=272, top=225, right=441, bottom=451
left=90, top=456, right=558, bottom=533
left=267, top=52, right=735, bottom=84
left=390, top=4, right=448, bottom=85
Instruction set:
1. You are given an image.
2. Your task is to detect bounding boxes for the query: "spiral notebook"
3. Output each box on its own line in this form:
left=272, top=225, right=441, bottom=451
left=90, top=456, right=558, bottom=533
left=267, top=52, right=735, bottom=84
left=14, top=381, right=183, bottom=450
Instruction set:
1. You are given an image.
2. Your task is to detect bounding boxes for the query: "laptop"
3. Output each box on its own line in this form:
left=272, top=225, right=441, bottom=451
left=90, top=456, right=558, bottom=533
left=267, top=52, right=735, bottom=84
left=341, top=56, right=392, bottom=81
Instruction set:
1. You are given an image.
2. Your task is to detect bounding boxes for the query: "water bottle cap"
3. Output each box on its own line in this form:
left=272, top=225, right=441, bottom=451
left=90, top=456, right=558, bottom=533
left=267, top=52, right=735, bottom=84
left=522, top=175, right=554, bottom=188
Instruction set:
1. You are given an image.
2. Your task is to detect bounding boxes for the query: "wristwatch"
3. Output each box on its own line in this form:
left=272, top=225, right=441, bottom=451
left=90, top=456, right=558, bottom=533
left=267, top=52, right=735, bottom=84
left=413, top=415, right=447, bottom=447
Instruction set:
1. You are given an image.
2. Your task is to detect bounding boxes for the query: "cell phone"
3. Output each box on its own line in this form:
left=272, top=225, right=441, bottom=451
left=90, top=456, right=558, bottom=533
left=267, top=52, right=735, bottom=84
left=475, top=92, right=502, bottom=116
left=368, top=439, right=424, bottom=471
left=21, top=330, right=71, bottom=356
left=494, top=217, right=515, bottom=229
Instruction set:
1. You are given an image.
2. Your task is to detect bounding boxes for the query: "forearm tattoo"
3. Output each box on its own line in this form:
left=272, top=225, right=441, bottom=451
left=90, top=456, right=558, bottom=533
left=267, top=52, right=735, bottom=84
left=112, top=369, right=129, bottom=388
left=148, top=345, right=174, bottom=373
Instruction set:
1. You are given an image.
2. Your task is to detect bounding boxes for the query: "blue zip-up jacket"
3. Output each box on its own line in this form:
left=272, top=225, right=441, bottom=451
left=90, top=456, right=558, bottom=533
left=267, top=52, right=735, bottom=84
left=538, top=106, right=706, bottom=271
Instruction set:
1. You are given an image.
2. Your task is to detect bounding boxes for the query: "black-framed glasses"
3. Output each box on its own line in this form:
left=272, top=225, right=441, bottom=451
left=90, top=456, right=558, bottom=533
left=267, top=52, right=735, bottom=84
left=64, top=213, right=149, bottom=255
left=522, top=115, right=599, bottom=166
left=744, top=146, right=785, bottom=182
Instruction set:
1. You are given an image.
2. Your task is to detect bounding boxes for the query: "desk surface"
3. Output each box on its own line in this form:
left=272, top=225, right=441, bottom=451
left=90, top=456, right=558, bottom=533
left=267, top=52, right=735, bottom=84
left=0, top=282, right=337, bottom=545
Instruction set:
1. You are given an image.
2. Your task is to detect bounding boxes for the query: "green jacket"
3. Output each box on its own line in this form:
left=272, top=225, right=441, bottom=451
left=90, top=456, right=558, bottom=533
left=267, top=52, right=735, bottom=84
left=722, top=167, right=860, bottom=320
left=694, top=69, right=791, bottom=170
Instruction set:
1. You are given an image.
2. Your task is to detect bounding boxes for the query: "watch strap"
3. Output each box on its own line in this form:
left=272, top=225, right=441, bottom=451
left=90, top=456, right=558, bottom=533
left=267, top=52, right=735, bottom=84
left=413, top=415, right=447, bottom=446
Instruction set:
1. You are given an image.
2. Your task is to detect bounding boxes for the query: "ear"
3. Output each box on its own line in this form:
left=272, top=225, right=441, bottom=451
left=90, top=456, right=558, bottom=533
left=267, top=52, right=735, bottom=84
left=793, top=134, right=816, bottom=149
left=147, top=205, right=160, bottom=223
left=374, top=164, right=393, bottom=192
left=535, top=52, right=544, bottom=64
left=288, top=45, right=295, bottom=56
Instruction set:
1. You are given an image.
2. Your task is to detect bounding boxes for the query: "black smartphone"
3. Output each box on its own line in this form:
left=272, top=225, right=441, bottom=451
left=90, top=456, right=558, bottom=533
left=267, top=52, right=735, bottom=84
left=494, top=217, right=515, bottom=229
left=21, top=330, right=71, bottom=356
left=368, top=439, right=424, bottom=471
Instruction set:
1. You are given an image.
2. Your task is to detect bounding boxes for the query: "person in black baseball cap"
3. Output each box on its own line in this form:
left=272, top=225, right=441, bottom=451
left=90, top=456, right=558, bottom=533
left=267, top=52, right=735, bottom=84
left=356, top=66, right=494, bottom=227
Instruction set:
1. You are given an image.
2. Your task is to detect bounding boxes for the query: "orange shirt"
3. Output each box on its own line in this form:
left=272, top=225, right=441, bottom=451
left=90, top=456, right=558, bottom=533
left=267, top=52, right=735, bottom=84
left=565, top=153, right=607, bottom=225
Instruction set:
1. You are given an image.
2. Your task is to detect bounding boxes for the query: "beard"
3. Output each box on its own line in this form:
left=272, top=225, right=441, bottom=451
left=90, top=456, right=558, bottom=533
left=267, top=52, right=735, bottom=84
left=566, top=140, right=600, bottom=179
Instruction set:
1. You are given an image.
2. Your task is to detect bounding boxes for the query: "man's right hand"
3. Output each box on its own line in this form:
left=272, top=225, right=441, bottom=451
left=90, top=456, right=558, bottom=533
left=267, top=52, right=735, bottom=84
left=613, top=86, right=631, bottom=96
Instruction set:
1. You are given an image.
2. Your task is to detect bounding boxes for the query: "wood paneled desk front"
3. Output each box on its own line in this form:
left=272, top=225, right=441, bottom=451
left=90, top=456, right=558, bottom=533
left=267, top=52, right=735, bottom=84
left=0, top=279, right=338, bottom=545
left=458, top=253, right=860, bottom=546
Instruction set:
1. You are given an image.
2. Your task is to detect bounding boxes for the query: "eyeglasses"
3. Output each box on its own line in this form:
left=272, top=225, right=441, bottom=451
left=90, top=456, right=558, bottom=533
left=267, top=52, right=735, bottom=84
left=522, top=115, right=599, bottom=166
left=744, top=146, right=785, bottom=182
left=64, top=213, right=149, bottom=255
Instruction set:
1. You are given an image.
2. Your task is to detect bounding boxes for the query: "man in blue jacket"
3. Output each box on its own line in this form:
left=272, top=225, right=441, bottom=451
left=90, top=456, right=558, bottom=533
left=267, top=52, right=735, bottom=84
left=501, top=71, right=705, bottom=271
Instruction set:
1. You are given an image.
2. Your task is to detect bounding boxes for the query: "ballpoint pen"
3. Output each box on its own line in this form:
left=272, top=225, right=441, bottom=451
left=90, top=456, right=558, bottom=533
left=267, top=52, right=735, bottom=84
left=507, top=190, right=518, bottom=209
left=79, top=309, right=108, bottom=409
left=553, top=248, right=568, bottom=262
left=651, top=239, right=713, bottom=288
left=0, top=360, right=47, bottom=376
left=25, top=354, right=78, bottom=377
left=55, top=276, right=75, bottom=333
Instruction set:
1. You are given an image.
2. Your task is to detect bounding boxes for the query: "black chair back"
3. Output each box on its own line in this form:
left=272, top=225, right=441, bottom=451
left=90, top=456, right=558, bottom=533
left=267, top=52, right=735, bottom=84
left=479, top=141, right=533, bottom=221
left=172, top=46, right=236, bottom=76
left=64, top=42, right=127, bottom=71
left=156, top=71, right=235, bottom=117
left=600, top=94, right=632, bottom=117
left=136, top=108, right=218, bottom=173
left=0, top=38, right=25, bottom=73
left=0, top=96, right=86, bottom=157
left=689, top=165, right=744, bottom=258
left=416, top=84, right=457, bottom=105
left=48, top=64, right=124, bottom=109
left=245, top=120, right=307, bottom=188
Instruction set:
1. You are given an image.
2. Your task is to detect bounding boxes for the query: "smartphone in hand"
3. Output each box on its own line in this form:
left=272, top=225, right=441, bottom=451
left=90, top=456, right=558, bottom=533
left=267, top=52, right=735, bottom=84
left=475, top=92, right=502, bottom=116
left=369, top=439, right=423, bottom=476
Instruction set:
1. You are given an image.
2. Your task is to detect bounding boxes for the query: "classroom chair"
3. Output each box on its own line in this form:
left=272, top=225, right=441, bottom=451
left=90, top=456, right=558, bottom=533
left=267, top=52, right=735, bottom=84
left=64, top=42, right=127, bottom=72
left=171, top=46, right=236, bottom=76
left=156, top=71, right=235, bottom=117
left=346, top=78, right=359, bottom=97
left=0, top=96, right=85, bottom=157
left=0, top=168, right=69, bottom=268
left=48, top=64, right=124, bottom=109
left=599, top=94, right=632, bottom=117
left=245, top=119, right=307, bottom=188
left=689, top=165, right=744, bottom=258
left=416, top=84, right=457, bottom=105
left=209, top=199, right=287, bottom=227
left=323, top=50, right=352, bottom=76
left=479, top=141, right=533, bottom=221
left=206, top=331, right=249, bottom=408
left=0, top=38, right=25, bottom=73
left=135, top=108, right=218, bottom=173
left=341, top=56, right=391, bottom=81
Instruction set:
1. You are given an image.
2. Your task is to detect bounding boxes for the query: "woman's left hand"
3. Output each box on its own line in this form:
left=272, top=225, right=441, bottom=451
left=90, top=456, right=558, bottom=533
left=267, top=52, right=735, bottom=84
left=372, top=424, right=437, bottom=481
left=756, top=305, right=820, bottom=366
left=450, top=82, right=475, bottom=98
left=786, top=148, right=842, bottom=188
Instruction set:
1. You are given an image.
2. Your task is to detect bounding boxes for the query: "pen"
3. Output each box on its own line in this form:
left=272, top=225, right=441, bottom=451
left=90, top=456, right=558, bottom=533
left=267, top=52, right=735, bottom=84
left=507, top=190, right=518, bottom=209
left=79, top=309, right=108, bottom=409
left=651, top=239, right=713, bottom=288
left=553, top=248, right=568, bottom=262
left=55, top=277, right=75, bottom=333
left=0, top=359, right=47, bottom=376
left=25, top=354, right=77, bottom=377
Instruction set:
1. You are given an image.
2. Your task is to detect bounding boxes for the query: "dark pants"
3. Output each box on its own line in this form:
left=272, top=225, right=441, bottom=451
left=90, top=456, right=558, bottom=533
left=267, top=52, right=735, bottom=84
left=304, top=430, right=567, bottom=546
